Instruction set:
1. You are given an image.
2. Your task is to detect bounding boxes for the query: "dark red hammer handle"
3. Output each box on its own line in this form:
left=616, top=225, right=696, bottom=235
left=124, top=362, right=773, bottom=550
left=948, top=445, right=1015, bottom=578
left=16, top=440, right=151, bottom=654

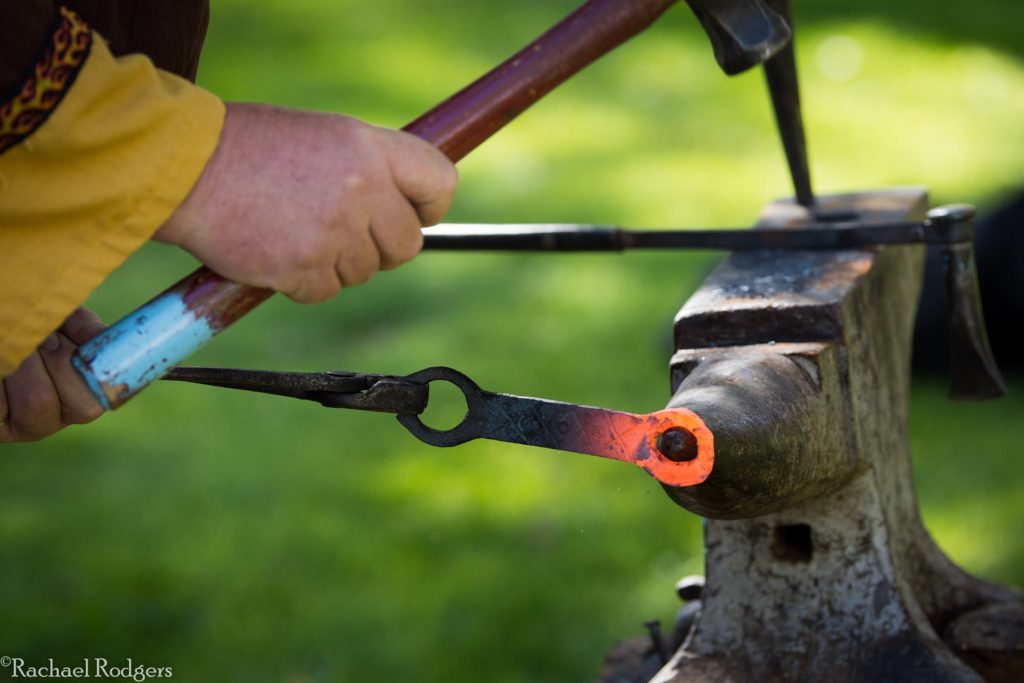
left=406, top=0, right=679, bottom=161
left=73, top=0, right=679, bottom=409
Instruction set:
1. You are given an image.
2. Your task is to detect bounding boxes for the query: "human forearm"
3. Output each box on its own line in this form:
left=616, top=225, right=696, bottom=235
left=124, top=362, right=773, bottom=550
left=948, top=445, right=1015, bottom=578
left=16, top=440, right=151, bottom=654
left=0, top=8, right=225, bottom=377
left=1, top=4, right=458, bottom=443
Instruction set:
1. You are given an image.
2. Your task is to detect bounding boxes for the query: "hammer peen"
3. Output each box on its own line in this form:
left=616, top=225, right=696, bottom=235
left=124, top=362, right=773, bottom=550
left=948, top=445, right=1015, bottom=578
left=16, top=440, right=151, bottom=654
left=73, top=0, right=792, bottom=410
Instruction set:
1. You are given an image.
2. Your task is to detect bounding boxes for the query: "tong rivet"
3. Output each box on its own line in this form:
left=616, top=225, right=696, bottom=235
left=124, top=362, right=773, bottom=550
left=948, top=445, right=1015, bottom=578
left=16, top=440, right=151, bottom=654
left=657, top=427, right=699, bottom=462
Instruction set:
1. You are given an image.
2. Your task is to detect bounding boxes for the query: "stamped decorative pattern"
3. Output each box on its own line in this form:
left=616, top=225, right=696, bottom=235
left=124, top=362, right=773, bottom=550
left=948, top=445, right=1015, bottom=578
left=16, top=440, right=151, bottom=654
left=0, top=6, right=92, bottom=154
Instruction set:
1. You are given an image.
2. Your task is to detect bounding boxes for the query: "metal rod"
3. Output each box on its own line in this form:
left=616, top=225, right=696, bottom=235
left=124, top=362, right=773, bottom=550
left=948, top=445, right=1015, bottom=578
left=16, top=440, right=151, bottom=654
left=161, top=367, right=429, bottom=414
left=762, top=0, right=814, bottom=207
left=421, top=218, right=972, bottom=252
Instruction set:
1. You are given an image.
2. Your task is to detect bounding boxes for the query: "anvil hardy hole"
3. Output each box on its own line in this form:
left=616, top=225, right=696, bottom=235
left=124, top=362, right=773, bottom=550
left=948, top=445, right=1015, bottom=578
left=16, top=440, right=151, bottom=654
left=772, top=523, right=813, bottom=563
left=419, top=379, right=469, bottom=432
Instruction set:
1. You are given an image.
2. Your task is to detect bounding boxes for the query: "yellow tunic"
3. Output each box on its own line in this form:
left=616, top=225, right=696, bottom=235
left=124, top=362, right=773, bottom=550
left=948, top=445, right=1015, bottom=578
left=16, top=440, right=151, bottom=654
left=0, top=8, right=224, bottom=377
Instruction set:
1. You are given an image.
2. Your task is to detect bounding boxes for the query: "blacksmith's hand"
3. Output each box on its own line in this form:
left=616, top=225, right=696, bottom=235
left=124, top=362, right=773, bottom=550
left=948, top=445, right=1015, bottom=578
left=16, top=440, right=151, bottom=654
left=154, top=103, right=458, bottom=303
left=0, top=308, right=107, bottom=443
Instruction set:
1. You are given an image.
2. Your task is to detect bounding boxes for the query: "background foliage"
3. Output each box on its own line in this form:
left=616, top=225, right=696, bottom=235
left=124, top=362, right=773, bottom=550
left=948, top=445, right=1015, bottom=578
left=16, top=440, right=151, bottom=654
left=3, top=1, right=1023, bottom=681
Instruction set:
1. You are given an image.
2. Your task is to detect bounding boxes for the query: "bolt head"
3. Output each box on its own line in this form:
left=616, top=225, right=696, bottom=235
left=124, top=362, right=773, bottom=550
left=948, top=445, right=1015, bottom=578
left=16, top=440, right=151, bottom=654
left=656, top=427, right=698, bottom=462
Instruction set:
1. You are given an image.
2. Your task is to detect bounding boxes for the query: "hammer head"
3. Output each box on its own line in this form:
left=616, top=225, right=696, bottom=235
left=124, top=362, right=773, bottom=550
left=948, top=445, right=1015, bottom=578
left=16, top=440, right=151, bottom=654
left=684, top=0, right=792, bottom=75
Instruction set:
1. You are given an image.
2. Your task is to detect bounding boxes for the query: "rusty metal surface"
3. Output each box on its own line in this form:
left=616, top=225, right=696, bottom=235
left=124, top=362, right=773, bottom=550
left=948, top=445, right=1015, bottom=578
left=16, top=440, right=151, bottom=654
left=651, top=189, right=1021, bottom=682
left=673, top=188, right=926, bottom=349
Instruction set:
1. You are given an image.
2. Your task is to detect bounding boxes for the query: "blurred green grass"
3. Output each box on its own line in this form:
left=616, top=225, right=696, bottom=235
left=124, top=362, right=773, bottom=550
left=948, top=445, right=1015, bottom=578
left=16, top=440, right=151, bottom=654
left=3, top=1, right=1024, bottom=681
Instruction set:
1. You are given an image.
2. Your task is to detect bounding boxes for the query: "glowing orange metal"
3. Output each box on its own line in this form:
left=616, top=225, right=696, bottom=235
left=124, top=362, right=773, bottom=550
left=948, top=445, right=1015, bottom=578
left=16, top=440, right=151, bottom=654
left=639, top=409, right=713, bottom=487
left=397, top=367, right=714, bottom=488
left=569, top=407, right=714, bottom=487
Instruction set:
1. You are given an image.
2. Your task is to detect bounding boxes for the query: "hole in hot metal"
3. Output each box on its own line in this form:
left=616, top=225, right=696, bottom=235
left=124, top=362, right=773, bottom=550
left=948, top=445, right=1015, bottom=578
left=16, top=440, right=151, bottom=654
left=771, top=523, right=813, bottom=563
left=418, top=379, right=469, bottom=431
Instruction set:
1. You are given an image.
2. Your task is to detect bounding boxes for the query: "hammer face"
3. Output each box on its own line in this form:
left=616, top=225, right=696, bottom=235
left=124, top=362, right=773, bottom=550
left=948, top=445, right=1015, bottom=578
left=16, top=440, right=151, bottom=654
left=685, top=0, right=792, bottom=75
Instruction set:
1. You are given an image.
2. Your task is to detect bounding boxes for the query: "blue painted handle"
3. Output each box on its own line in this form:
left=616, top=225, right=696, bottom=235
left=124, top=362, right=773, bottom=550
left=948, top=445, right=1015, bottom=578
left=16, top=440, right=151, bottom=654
left=72, top=268, right=272, bottom=410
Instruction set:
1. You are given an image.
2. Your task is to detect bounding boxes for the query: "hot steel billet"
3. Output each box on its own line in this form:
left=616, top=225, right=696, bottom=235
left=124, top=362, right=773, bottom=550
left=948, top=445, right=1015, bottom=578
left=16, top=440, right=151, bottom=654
left=396, top=367, right=714, bottom=488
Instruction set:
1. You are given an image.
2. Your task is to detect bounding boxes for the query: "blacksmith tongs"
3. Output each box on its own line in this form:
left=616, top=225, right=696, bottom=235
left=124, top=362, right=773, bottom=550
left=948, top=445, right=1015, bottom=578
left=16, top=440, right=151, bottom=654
left=162, top=365, right=715, bottom=488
